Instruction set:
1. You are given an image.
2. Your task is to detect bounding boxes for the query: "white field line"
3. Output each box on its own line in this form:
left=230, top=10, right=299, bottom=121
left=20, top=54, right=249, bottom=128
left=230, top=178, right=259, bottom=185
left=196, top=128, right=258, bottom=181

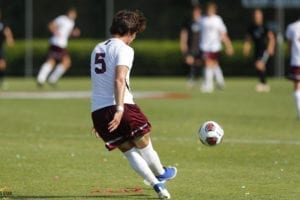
left=155, top=137, right=300, bottom=145
left=0, top=91, right=167, bottom=99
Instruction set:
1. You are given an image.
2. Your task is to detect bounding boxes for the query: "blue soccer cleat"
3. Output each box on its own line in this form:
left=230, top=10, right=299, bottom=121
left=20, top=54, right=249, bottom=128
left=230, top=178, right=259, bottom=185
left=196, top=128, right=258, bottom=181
left=153, top=182, right=171, bottom=199
left=156, top=166, right=177, bottom=182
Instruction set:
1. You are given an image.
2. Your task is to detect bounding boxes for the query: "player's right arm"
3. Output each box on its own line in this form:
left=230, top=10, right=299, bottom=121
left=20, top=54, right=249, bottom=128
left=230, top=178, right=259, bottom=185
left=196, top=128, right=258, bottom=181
left=108, top=65, right=128, bottom=133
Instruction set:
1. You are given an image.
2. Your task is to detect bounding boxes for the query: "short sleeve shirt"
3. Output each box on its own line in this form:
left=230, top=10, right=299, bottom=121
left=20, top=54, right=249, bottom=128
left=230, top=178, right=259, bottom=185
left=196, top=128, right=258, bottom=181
left=91, top=38, right=135, bottom=112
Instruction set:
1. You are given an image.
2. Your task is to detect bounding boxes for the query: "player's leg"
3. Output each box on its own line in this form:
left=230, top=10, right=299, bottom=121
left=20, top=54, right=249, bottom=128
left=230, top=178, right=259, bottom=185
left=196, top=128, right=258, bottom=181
left=133, top=134, right=177, bottom=181
left=255, top=59, right=270, bottom=92
left=37, top=58, right=55, bottom=86
left=293, top=80, right=300, bottom=119
left=0, top=59, right=6, bottom=87
left=119, top=141, right=171, bottom=199
left=211, top=59, right=225, bottom=89
left=48, top=55, right=71, bottom=85
left=201, top=57, right=214, bottom=93
left=185, top=55, right=196, bottom=89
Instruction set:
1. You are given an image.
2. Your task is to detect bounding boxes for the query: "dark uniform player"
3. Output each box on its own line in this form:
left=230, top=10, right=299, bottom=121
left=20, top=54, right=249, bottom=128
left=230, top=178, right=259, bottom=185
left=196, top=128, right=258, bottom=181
left=180, top=4, right=202, bottom=89
left=243, top=8, right=275, bottom=92
left=0, top=10, right=14, bottom=89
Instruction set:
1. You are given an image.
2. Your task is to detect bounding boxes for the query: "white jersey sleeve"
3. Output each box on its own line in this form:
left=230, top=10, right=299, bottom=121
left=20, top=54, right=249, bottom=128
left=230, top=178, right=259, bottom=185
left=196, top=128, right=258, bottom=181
left=50, top=15, right=75, bottom=48
left=91, top=38, right=135, bottom=112
left=286, top=20, right=300, bottom=66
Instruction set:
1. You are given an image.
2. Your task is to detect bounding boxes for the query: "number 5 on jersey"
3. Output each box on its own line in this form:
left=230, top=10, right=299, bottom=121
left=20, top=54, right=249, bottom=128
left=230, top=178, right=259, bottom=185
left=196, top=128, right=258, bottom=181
left=94, top=53, right=106, bottom=74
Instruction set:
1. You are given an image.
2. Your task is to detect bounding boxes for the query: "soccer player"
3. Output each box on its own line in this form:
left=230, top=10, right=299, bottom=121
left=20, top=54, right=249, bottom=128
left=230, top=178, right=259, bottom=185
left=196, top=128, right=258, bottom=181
left=243, top=8, right=275, bottom=92
left=286, top=18, right=300, bottom=119
left=198, top=2, right=234, bottom=93
left=90, top=10, right=177, bottom=199
left=180, top=4, right=202, bottom=89
left=36, top=8, right=80, bottom=87
left=0, top=10, right=14, bottom=89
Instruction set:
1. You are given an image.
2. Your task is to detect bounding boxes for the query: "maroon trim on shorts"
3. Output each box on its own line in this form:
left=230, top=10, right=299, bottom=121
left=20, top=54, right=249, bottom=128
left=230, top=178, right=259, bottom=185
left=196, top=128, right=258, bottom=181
left=92, top=104, right=151, bottom=151
left=202, top=51, right=220, bottom=60
left=288, top=67, right=300, bottom=81
left=47, top=45, right=68, bottom=62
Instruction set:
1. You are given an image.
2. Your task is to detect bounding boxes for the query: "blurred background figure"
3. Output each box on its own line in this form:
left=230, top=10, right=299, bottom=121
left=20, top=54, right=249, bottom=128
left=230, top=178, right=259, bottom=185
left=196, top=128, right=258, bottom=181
left=36, top=7, right=80, bottom=87
left=286, top=17, right=300, bottom=119
left=243, top=8, right=275, bottom=93
left=180, top=4, right=202, bottom=89
left=199, top=1, right=234, bottom=93
left=0, top=9, right=14, bottom=89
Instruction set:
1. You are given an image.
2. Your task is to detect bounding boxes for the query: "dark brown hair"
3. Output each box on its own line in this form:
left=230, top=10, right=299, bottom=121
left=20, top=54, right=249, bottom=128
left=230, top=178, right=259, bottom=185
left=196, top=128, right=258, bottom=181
left=110, top=10, right=147, bottom=36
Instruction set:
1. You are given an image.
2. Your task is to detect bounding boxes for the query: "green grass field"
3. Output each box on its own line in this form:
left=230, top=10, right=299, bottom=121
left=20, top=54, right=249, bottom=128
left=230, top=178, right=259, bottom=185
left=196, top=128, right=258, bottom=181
left=0, top=77, right=299, bottom=200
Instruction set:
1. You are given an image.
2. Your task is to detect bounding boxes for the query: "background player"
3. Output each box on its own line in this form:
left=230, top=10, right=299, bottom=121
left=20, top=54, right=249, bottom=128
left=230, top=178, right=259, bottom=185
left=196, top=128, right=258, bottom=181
left=37, top=8, right=80, bottom=87
left=0, top=9, right=14, bottom=89
left=286, top=18, right=300, bottom=119
left=180, top=4, right=202, bottom=89
left=243, top=8, right=275, bottom=92
left=90, top=10, right=177, bottom=199
left=199, top=2, right=234, bottom=93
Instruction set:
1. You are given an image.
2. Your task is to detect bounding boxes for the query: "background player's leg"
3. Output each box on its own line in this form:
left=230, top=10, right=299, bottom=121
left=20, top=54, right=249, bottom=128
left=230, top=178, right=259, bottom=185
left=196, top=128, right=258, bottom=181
left=37, top=59, right=55, bottom=85
left=0, top=59, right=6, bottom=87
left=214, top=65, right=225, bottom=88
left=48, top=55, right=71, bottom=85
left=294, top=81, right=300, bottom=119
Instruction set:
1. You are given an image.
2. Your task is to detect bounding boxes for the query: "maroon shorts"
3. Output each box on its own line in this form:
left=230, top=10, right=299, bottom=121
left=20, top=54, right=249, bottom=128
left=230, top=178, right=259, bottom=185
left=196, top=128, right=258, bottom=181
left=47, top=45, right=68, bottom=62
left=202, top=51, right=220, bottom=60
left=92, top=104, right=151, bottom=151
left=288, top=67, right=300, bottom=81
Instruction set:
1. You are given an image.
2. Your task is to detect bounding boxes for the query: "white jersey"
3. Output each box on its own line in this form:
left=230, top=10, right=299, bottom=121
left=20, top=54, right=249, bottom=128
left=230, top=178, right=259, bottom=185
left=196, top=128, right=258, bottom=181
left=286, top=20, right=300, bottom=67
left=91, top=38, right=135, bottom=112
left=50, top=15, right=75, bottom=48
left=198, top=14, right=227, bottom=52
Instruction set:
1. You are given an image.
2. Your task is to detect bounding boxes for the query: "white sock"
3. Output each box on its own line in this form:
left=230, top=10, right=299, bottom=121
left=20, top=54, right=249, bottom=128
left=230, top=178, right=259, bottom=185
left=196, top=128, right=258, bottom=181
left=124, top=148, right=159, bottom=186
left=294, top=90, right=300, bottom=118
left=214, top=66, right=225, bottom=87
left=48, top=64, right=67, bottom=84
left=37, top=63, right=53, bottom=84
left=137, top=140, right=165, bottom=176
left=201, top=67, right=214, bottom=92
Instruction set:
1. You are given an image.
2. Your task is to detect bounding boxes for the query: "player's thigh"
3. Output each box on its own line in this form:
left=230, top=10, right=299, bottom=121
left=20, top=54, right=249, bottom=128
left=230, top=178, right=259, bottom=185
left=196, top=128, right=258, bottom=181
left=132, top=133, right=150, bottom=149
left=118, top=140, right=135, bottom=153
left=205, top=58, right=218, bottom=67
left=61, top=54, right=71, bottom=67
left=294, top=81, right=300, bottom=90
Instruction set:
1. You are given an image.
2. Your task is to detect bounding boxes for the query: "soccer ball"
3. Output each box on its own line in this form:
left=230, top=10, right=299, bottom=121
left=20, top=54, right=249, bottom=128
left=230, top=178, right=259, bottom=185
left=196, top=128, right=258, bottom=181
left=198, top=121, right=224, bottom=146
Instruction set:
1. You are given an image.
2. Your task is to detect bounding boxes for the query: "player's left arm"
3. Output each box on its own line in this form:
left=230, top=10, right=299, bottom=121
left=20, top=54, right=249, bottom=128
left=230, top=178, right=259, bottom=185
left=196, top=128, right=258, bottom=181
left=221, top=32, right=234, bottom=56
left=108, top=65, right=128, bottom=133
left=4, top=26, right=14, bottom=46
left=267, top=30, right=275, bottom=56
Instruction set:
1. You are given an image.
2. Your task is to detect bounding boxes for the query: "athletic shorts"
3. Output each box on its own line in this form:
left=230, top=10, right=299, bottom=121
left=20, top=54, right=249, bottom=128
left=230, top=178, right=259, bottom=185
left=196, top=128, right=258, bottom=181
left=202, top=51, right=220, bottom=60
left=288, top=67, right=300, bottom=81
left=255, top=50, right=269, bottom=64
left=91, top=104, right=151, bottom=151
left=47, top=45, right=68, bottom=62
left=186, top=50, right=202, bottom=60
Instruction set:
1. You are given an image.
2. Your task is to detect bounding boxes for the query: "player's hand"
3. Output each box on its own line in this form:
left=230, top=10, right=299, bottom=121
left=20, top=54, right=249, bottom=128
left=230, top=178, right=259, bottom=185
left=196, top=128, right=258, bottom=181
left=185, top=55, right=194, bottom=65
left=72, top=28, right=81, bottom=37
left=108, top=111, right=123, bottom=133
